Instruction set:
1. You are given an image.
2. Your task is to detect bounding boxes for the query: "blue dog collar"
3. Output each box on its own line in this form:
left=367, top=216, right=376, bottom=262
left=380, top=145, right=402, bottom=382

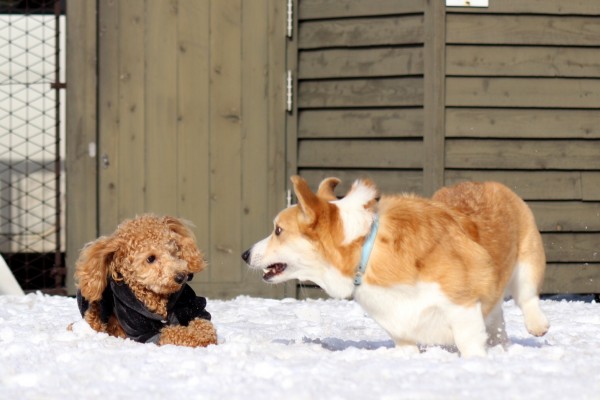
left=354, top=214, right=379, bottom=286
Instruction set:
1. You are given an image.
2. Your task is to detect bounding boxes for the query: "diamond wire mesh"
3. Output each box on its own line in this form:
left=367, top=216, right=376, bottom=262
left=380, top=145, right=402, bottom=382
left=0, top=0, right=65, bottom=293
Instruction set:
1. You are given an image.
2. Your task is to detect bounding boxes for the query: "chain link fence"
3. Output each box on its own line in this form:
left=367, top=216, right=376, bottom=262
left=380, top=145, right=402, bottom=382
left=0, top=0, right=66, bottom=293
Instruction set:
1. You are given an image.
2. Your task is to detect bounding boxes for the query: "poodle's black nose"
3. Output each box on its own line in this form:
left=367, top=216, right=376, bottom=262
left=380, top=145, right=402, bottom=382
left=174, top=273, right=187, bottom=284
left=241, top=249, right=250, bottom=262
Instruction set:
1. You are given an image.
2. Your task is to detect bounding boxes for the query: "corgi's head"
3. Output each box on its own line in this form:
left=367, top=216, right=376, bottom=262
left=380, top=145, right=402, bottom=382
left=242, top=176, right=378, bottom=298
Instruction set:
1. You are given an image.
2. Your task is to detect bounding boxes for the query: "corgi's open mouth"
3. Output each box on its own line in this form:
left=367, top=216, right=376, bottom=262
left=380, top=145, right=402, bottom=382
left=263, top=263, right=287, bottom=280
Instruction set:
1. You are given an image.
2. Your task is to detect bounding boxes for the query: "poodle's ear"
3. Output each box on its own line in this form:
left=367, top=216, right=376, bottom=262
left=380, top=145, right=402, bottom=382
left=164, top=216, right=206, bottom=274
left=74, top=236, right=117, bottom=302
left=316, top=177, right=341, bottom=201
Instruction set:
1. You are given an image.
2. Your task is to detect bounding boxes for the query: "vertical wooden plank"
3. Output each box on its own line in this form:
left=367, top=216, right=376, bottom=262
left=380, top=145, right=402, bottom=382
left=98, top=0, right=120, bottom=234
left=118, top=0, right=145, bottom=220
left=145, top=0, right=178, bottom=214
left=65, top=0, right=97, bottom=293
left=239, top=0, right=288, bottom=298
left=177, top=0, right=211, bottom=287
left=210, top=0, right=243, bottom=282
left=241, top=0, right=269, bottom=246
left=286, top=0, right=299, bottom=187
left=422, top=0, right=445, bottom=196
left=268, top=0, right=293, bottom=296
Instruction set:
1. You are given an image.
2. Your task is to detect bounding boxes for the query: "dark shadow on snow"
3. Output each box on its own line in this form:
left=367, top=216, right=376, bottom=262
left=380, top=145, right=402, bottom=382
left=302, top=337, right=395, bottom=351
left=271, top=337, right=394, bottom=351
left=274, top=335, right=549, bottom=354
left=301, top=337, right=462, bottom=354
left=509, top=337, right=548, bottom=348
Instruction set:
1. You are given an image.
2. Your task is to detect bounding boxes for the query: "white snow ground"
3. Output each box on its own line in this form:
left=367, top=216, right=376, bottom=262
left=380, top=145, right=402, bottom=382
left=0, top=293, right=599, bottom=400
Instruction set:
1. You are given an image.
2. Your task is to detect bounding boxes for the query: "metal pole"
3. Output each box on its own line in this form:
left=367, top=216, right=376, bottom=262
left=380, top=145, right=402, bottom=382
left=51, top=0, right=66, bottom=292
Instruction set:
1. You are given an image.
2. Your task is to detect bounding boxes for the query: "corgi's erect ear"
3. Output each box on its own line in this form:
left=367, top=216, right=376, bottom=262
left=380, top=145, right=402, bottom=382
left=290, top=175, right=323, bottom=224
left=75, top=236, right=118, bottom=302
left=164, top=216, right=206, bottom=274
left=316, top=177, right=341, bottom=201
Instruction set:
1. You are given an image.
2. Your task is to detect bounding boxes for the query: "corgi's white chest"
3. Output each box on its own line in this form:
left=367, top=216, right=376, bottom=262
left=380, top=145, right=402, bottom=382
left=354, top=282, right=459, bottom=346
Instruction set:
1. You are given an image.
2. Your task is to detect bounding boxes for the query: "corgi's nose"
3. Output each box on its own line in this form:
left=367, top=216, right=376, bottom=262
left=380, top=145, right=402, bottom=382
left=241, top=249, right=250, bottom=262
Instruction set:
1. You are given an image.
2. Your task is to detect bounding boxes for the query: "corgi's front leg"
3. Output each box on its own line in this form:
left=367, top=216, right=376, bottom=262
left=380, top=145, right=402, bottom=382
left=449, top=303, right=488, bottom=358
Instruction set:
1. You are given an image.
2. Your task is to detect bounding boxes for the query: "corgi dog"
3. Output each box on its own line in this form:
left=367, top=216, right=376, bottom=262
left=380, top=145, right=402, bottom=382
left=242, top=176, right=549, bottom=357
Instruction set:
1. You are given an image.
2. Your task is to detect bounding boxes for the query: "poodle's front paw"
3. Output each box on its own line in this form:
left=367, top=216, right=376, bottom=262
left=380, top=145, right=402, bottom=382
left=188, top=318, right=218, bottom=346
left=158, top=319, right=217, bottom=348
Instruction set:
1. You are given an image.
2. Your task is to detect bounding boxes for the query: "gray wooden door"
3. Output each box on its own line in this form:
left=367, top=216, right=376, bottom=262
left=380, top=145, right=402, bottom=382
left=67, top=0, right=291, bottom=299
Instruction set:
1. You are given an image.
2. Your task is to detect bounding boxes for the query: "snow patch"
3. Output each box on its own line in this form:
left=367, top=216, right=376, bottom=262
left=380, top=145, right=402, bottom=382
left=0, top=294, right=599, bottom=399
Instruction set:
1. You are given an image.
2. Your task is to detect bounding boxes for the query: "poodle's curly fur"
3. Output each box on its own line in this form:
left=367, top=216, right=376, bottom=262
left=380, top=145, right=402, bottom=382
left=75, top=214, right=218, bottom=347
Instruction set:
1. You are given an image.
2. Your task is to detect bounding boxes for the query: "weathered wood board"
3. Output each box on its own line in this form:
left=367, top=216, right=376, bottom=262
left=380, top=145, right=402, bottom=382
left=298, top=139, right=423, bottom=169
left=299, top=15, right=424, bottom=49
left=299, top=109, right=423, bottom=138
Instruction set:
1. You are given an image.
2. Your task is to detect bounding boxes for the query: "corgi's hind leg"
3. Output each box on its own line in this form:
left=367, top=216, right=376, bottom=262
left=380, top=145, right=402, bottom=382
left=511, top=229, right=550, bottom=337
left=514, top=275, right=549, bottom=337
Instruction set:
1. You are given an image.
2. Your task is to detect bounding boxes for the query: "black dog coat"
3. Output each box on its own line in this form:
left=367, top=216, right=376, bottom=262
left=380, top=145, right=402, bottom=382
left=77, top=275, right=211, bottom=343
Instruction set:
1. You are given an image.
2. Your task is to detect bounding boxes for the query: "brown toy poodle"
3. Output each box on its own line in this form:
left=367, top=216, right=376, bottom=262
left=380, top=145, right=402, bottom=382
left=74, top=214, right=218, bottom=347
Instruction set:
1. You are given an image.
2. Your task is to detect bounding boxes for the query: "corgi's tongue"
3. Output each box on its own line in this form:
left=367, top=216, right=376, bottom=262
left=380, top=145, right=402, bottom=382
left=263, top=263, right=287, bottom=280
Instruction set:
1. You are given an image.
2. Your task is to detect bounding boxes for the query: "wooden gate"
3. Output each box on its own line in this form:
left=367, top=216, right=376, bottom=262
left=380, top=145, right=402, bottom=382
left=66, top=0, right=290, bottom=299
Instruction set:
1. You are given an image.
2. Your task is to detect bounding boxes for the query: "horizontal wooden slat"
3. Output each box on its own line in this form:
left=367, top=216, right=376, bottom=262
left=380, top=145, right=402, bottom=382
left=298, top=266, right=600, bottom=296
left=299, top=47, right=424, bottom=79
left=299, top=15, right=424, bottom=49
left=583, top=172, right=600, bottom=201
left=298, top=108, right=423, bottom=138
left=447, top=0, right=600, bottom=15
left=299, top=78, right=423, bottom=108
left=447, top=77, right=600, bottom=108
left=543, top=233, right=600, bottom=262
left=299, top=0, right=424, bottom=20
left=542, top=264, right=600, bottom=294
left=444, top=170, right=584, bottom=200
left=446, top=108, right=600, bottom=139
left=298, top=139, right=422, bottom=168
left=447, top=46, right=600, bottom=78
left=447, top=14, right=600, bottom=46
left=530, top=202, right=600, bottom=232
left=299, top=169, right=423, bottom=195
left=446, top=139, right=600, bottom=170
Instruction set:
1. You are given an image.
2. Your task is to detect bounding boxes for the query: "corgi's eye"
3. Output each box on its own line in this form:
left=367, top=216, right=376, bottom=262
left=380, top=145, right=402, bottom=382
left=146, top=255, right=156, bottom=264
left=274, top=225, right=283, bottom=236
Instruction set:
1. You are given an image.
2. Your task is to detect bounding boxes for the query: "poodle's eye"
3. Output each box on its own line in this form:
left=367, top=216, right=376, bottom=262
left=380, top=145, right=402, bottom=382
left=274, top=225, right=283, bottom=236
left=146, top=255, right=156, bottom=264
